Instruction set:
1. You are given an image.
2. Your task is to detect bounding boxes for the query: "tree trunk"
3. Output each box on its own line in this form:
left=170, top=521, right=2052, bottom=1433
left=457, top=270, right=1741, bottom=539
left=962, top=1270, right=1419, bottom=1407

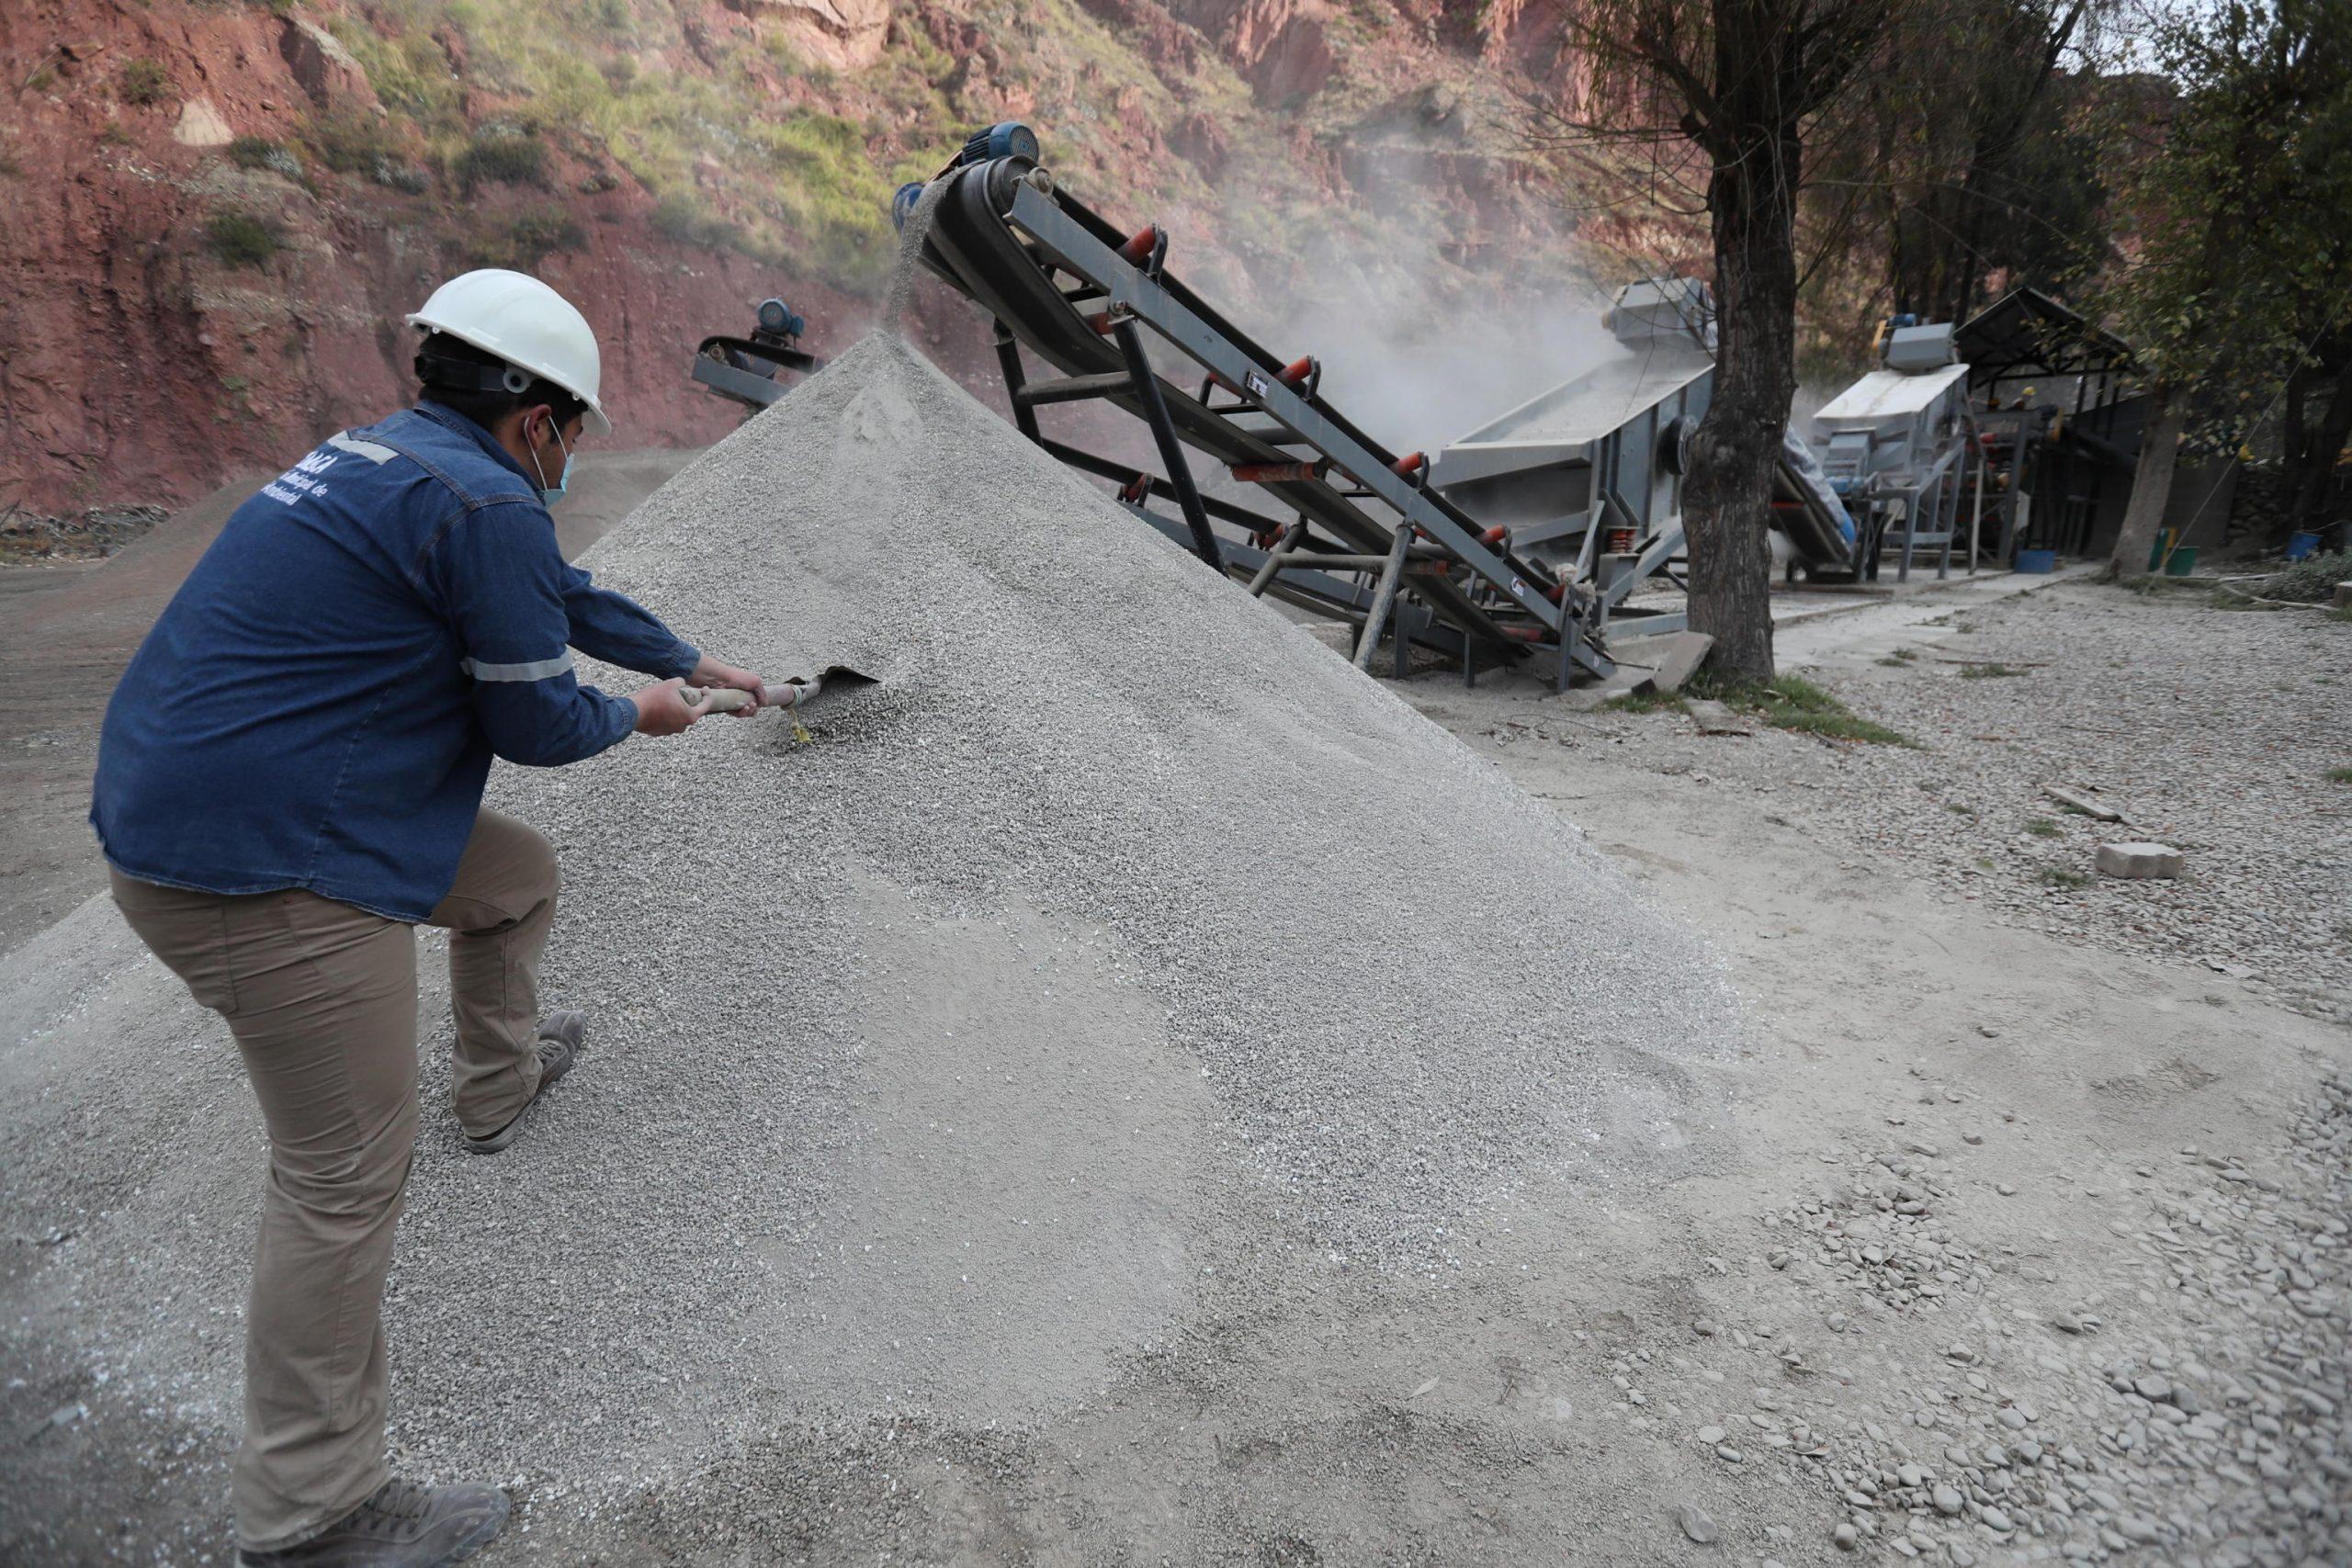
left=2108, top=383, right=2188, bottom=579
left=2286, top=370, right=2350, bottom=529
left=1685, top=125, right=1799, bottom=682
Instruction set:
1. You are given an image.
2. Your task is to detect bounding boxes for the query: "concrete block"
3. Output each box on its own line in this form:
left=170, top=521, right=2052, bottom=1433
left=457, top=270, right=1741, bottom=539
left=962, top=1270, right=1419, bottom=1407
left=2095, top=842, right=2183, bottom=880
left=1618, top=630, right=1714, bottom=696
left=2043, top=784, right=2125, bottom=823
left=1687, top=699, right=1753, bottom=736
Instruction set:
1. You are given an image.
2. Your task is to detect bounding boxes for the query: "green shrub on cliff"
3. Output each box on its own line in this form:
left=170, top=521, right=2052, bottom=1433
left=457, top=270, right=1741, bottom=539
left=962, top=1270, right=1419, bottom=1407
left=119, top=58, right=171, bottom=107
left=469, top=208, right=587, bottom=269
left=229, top=137, right=304, bottom=180
left=204, top=210, right=284, bottom=269
left=308, top=114, right=401, bottom=175
left=455, top=126, right=548, bottom=190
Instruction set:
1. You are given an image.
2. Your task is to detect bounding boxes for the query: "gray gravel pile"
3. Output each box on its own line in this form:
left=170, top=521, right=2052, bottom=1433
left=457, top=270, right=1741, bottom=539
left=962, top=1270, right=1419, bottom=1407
left=0, top=326, right=1737, bottom=1517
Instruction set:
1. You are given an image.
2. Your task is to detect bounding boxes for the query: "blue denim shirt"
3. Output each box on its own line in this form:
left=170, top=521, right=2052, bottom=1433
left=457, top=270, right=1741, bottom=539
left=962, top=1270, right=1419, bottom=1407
left=91, top=402, right=698, bottom=921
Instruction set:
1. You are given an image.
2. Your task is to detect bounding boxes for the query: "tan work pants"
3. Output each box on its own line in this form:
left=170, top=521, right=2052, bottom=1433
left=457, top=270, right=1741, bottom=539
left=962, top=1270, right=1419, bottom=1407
left=108, top=808, right=559, bottom=1551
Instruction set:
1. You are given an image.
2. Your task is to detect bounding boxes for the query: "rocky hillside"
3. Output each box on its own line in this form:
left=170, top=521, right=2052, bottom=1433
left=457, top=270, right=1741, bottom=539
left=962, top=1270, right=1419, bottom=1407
left=0, top=0, right=1688, bottom=518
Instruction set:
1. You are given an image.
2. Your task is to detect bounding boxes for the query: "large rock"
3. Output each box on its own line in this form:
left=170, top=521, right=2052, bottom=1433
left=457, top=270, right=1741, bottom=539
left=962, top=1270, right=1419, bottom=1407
left=277, top=17, right=375, bottom=114
left=719, top=0, right=894, bottom=70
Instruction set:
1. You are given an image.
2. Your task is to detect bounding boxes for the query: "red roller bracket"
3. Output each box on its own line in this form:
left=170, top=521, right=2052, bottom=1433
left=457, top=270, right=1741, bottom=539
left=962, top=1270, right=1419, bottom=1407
left=1117, top=224, right=1162, bottom=266
left=1230, top=460, right=1326, bottom=484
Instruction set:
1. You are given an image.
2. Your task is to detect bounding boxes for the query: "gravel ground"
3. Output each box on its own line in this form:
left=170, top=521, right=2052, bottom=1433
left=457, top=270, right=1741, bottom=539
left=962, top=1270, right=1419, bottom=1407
left=1780, top=584, right=2351, bottom=1025
left=1, top=231, right=2344, bottom=1560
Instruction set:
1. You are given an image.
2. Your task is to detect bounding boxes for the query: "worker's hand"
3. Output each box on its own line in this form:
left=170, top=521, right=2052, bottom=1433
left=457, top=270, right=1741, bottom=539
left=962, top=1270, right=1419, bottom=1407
left=629, top=678, right=703, bottom=737
left=690, top=654, right=766, bottom=717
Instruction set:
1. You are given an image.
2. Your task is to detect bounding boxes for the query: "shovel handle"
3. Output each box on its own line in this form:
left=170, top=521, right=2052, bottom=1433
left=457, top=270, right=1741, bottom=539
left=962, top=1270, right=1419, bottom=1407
left=681, top=685, right=757, bottom=714
left=681, top=682, right=820, bottom=715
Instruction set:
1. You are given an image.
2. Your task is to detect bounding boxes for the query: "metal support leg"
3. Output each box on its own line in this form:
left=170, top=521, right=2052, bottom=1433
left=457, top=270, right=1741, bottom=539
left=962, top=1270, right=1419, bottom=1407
left=1353, top=525, right=1413, bottom=672
left=1112, top=319, right=1220, bottom=569
left=992, top=321, right=1039, bottom=445
left=1936, top=471, right=1954, bottom=580
left=1247, top=518, right=1308, bottom=596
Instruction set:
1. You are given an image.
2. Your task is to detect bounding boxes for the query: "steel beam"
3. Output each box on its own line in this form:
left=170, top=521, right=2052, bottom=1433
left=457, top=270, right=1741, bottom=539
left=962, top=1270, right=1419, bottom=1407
left=1001, top=182, right=1574, bottom=637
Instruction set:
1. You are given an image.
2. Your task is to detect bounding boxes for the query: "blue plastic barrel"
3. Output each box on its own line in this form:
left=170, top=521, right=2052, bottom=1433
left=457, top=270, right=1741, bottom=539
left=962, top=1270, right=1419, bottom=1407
left=2287, top=531, right=2321, bottom=561
left=2015, top=548, right=2057, bottom=574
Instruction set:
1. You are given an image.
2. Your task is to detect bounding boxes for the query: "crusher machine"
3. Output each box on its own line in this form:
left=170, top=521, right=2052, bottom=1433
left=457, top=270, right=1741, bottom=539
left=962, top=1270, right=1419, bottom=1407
left=1809, top=319, right=1975, bottom=581
left=889, top=123, right=1645, bottom=688
left=1430, top=278, right=1863, bottom=636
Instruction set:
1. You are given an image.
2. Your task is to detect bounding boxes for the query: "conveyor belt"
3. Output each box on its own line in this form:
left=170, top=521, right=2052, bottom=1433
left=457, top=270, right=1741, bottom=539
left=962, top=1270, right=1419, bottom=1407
left=903, top=153, right=1623, bottom=685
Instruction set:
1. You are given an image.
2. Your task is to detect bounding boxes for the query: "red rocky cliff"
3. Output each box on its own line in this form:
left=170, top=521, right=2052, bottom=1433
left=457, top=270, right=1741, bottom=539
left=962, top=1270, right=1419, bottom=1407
left=0, top=0, right=1644, bottom=516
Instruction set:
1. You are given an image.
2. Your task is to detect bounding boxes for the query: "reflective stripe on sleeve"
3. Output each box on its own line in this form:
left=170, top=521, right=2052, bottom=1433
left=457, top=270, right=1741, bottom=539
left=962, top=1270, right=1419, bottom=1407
left=460, top=652, right=575, bottom=682
left=326, top=432, right=399, bottom=464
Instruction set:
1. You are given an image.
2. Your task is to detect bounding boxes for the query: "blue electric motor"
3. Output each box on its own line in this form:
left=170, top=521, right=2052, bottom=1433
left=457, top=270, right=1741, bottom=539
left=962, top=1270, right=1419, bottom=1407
left=754, top=297, right=805, bottom=342
left=958, top=120, right=1040, bottom=167
left=890, top=181, right=927, bottom=232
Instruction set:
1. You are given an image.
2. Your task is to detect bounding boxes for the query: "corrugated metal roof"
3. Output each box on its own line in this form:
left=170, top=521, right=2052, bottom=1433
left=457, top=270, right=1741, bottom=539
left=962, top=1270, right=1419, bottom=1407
left=1815, top=362, right=1972, bottom=426
left=1957, top=287, right=2132, bottom=378
left=1444, top=346, right=1714, bottom=450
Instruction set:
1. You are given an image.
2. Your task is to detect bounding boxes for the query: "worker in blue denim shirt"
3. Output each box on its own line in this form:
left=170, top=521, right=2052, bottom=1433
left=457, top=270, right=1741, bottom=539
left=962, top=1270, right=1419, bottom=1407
left=92, top=270, right=762, bottom=1568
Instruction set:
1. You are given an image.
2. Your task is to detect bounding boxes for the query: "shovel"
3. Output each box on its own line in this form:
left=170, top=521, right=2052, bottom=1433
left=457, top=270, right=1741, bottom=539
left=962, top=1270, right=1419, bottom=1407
left=680, top=665, right=877, bottom=717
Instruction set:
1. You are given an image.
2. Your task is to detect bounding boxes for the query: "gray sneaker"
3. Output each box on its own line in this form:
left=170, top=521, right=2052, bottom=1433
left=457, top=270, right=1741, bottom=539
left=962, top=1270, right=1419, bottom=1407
left=236, top=1478, right=509, bottom=1566
left=464, top=1010, right=587, bottom=1156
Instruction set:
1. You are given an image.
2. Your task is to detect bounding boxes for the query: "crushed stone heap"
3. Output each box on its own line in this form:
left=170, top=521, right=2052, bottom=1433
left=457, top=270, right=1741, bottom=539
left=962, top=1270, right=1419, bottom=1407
left=0, top=330, right=1738, bottom=1506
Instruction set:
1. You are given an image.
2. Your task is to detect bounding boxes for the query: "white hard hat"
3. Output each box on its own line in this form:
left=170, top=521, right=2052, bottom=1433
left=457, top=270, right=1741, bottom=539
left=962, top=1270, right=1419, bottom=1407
left=406, top=269, right=612, bottom=437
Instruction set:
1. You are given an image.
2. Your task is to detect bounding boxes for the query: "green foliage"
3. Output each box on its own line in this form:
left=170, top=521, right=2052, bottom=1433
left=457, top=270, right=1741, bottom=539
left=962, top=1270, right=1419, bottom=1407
left=2324, top=765, right=2352, bottom=783
left=204, top=209, right=283, bottom=268
left=1692, top=673, right=1921, bottom=747
left=2262, top=549, right=2352, bottom=602
left=455, top=126, right=548, bottom=189
left=326, top=17, right=466, bottom=143
left=2095, top=0, right=2352, bottom=451
left=2026, top=817, right=2063, bottom=837
left=1600, top=689, right=1691, bottom=714
left=2040, top=868, right=2094, bottom=890
left=229, top=136, right=303, bottom=179
left=1959, top=661, right=2030, bottom=679
left=1860, top=0, right=2115, bottom=322
left=308, top=113, right=401, bottom=175
left=650, top=190, right=747, bottom=253
left=119, top=57, right=171, bottom=106
left=469, top=207, right=585, bottom=268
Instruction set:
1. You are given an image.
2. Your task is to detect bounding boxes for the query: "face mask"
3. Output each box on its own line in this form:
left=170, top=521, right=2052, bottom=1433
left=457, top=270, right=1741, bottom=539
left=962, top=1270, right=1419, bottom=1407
left=527, top=419, right=573, bottom=503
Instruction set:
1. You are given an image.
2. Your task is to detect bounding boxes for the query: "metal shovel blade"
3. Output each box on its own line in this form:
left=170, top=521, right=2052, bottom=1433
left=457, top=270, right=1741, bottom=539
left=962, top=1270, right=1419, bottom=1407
left=767, top=664, right=877, bottom=713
